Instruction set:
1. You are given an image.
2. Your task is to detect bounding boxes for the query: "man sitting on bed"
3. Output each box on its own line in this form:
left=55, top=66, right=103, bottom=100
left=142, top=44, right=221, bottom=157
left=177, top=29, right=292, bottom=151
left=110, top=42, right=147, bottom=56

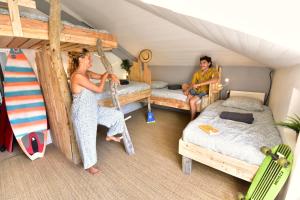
left=182, top=56, right=219, bottom=120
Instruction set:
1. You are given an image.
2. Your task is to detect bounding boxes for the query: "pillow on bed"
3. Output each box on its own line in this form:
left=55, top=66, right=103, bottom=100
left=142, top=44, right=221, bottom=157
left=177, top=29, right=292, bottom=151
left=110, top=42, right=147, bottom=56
left=151, top=81, right=168, bottom=89
left=222, top=96, right=264, bottom=111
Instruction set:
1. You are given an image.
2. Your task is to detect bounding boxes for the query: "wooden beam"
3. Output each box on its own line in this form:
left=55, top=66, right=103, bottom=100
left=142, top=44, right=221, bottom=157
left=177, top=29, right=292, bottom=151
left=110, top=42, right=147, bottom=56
left=48, top=0, right=80, bottom=164
left=7, top=0, right=23, bottom=37
left=0, top=0, right=36, bottom=8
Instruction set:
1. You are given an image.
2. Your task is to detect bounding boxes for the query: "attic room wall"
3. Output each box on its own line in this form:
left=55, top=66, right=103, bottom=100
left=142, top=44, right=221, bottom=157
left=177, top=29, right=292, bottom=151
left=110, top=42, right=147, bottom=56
left=36, top=0, right=88, bottom=27
left=269, top=65, right=300, bottom=147
left=269, top=65, right=300, bottom=200
left=151, top=65, right=271, bottom=96
left=61, top=52, right=127, bottom=80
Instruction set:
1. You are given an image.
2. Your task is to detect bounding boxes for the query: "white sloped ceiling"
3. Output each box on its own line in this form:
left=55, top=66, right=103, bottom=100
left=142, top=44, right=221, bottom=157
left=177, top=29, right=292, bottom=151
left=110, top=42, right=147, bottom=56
left=61, top=0, right=300, bottom=68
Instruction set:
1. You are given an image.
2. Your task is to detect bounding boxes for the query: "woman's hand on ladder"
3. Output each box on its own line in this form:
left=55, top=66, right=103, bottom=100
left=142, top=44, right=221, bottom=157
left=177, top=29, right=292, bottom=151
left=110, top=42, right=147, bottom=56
left=109, top=74, right=120, bottom=85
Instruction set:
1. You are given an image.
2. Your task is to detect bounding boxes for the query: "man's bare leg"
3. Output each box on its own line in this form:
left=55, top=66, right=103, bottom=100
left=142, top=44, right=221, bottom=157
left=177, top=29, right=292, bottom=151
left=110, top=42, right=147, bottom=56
left=190, top=96, right=199, bottom=120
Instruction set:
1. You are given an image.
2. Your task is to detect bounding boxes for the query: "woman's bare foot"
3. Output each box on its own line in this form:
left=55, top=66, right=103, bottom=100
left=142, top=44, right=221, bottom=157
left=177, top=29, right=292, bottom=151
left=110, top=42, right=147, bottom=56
left=106, top=135, right=123, bottom=143
left=86, top=166, right=100, bottom=175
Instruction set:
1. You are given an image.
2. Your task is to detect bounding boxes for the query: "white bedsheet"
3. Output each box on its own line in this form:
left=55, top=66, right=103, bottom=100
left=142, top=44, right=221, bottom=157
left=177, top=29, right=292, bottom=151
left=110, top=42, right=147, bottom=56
left=182, top=100, right=282, bottom=165
left=151, top=88, right=187, bottom=101
left=96, top=81, right=150, bottom=100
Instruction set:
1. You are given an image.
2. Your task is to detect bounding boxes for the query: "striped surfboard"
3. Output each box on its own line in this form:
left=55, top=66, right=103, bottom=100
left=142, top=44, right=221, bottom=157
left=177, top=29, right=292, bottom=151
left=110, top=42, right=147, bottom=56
left=3, top=48, right=48, bottom=160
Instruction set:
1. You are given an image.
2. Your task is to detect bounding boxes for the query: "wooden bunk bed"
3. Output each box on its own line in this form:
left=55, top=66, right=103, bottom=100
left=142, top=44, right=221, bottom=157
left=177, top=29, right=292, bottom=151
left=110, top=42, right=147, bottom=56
left=0, top=0, right=118, bottom=164
left=179, top=91, right=269, bottom=182
left=150, top=66, right=222, bottom=112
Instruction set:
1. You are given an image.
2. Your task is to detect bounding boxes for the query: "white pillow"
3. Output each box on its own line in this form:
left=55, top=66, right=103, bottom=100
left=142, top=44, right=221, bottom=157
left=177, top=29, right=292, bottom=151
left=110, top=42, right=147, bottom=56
left=222, top=96, right=264, bottom=112
left=151, top=81, right=168, bottom=89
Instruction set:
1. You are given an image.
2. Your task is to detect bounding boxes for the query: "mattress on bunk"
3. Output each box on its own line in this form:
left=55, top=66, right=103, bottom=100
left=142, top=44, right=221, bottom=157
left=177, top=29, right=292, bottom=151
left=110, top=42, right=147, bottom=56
left=96, top=81, right=150, bottom=101
left=151, top=88, right=188, bottom=102
left=182, top=100, right=282, bottom=165
left=0, top=7, right=108, bottom=34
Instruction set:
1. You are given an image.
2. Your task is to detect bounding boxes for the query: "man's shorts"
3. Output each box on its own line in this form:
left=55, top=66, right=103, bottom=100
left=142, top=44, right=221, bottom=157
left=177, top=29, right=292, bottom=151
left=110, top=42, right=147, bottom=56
left=189, top=89, right=207, bottom=98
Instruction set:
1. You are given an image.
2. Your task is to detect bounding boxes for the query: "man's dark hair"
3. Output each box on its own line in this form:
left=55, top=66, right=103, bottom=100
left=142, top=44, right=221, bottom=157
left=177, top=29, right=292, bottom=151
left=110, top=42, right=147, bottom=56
left=200, top=56, right=212, bottom=67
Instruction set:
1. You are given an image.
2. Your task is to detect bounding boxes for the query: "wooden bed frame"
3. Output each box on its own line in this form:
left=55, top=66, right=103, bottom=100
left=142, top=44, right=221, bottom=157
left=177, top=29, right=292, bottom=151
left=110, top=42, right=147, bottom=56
left=150, top=66, right=222, bottom=112
left=179, top=90, right=266, bottom=182
left=97, top=53, right=152, bottom=107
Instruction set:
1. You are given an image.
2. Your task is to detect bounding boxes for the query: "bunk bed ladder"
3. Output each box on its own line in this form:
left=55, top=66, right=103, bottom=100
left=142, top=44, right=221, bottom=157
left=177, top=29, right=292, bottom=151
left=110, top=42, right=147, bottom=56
left=96, top=39, right=134, bottom=155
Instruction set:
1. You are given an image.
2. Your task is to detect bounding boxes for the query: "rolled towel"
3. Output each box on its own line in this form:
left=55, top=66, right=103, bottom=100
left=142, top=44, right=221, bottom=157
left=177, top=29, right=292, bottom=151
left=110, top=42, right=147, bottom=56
left=167, top=84, right=182, bottom=90
left=220, top=111, right=254, bottom=124
left=120, top=79, right=129, bottom=85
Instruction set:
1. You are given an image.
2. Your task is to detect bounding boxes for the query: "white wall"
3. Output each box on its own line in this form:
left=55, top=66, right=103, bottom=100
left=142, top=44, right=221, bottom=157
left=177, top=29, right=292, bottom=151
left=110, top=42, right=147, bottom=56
left=62, top=51, right=127, bottom=80
left=151, top=65, right=272, bottom=96
left=269, top=66, right=300, bottom=148
left=269, top=65, right=300, bottom=200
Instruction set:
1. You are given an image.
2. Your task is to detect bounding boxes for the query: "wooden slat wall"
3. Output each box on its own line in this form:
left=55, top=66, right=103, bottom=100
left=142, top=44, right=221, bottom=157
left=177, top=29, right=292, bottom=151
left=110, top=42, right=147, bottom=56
left=35, top=49, right=75, bottom=162
left=129, top=60, right=152, bottom=85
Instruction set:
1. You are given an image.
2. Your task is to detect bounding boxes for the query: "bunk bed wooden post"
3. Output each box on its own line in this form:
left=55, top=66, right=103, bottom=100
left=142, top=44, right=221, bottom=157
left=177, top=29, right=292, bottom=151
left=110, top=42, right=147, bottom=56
left=48, top=0, right=80, bottom=164
left=34, top=0, right=81, bottom=164
left=208, top=66, right=221, bottom=104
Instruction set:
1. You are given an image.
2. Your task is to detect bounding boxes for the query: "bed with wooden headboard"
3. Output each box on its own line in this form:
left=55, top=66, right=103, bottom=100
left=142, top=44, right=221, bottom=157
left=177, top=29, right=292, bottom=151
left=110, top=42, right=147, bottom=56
left=179, top=90, right=282, bottom=182
left=150, top=66, right=222, bottom=112
left=97, top=58, right=152, bottom=108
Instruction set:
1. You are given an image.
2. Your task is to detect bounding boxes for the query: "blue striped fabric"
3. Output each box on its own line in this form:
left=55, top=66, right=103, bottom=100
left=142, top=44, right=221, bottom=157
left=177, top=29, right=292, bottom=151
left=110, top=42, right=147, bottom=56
left=4, top=77, right=37, bottom=82
left=4, top=90, right=41, bottom=97
left=10, top=115, right=47, bottom=124
left=5, top=66, right=33, bottom=72
left=6, top=102, right=45, bottom=111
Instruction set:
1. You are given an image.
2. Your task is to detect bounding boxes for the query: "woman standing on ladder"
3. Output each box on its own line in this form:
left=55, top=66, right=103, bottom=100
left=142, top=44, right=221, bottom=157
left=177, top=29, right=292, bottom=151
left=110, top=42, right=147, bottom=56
left=69, top=48, right=124, bottom=175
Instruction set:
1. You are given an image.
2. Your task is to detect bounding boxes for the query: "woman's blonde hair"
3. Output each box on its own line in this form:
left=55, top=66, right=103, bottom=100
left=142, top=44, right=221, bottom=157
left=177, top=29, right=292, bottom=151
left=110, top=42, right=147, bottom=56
left=68, top=48, right=90, bottom=76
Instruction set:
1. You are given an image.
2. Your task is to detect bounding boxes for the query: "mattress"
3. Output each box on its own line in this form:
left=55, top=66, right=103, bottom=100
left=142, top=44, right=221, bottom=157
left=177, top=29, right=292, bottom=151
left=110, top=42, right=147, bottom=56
left=151, top=88, right=188, bottom=102
left=182, top=100, right=282, bottom=165
left=96, top=81, right=150, bottom=100
left=151, top=88, right=204, bottom=105
left=0, top=7, right=108, bottom=34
